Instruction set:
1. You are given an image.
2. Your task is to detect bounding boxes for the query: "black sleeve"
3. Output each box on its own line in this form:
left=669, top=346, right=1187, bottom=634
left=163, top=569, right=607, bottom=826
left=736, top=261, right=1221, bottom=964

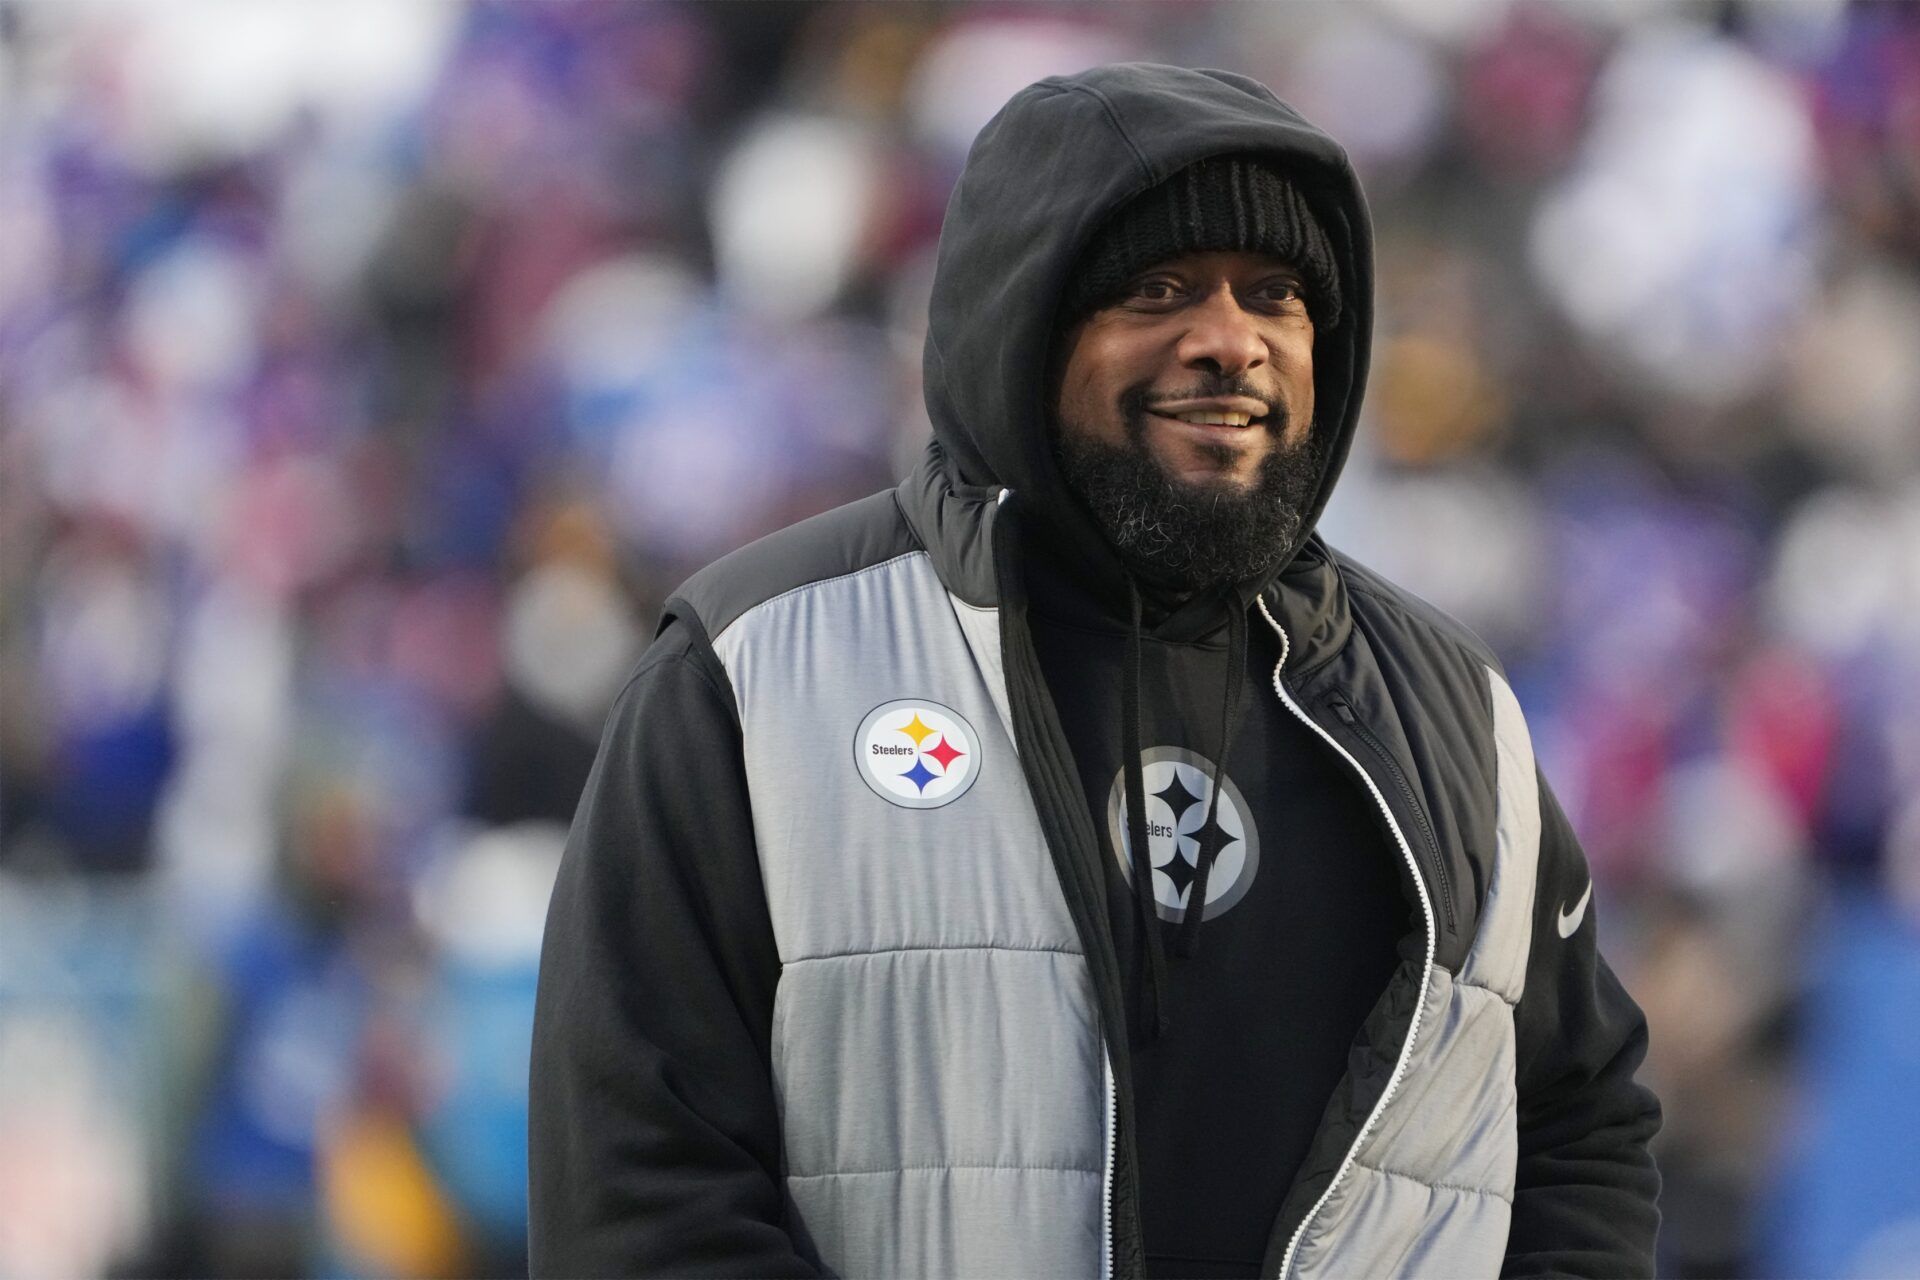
left=528, top=614, right=822, bottom=1278
left=1502, top=766, right=1663, bottom=1278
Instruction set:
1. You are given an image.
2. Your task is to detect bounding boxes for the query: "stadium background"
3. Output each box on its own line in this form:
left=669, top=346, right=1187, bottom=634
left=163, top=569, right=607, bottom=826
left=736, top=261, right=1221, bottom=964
left=2, top=1, right=1918, bottom=1275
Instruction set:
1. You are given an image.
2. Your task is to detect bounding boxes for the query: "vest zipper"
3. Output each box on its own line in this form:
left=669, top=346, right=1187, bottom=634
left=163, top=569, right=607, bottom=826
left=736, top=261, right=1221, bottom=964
left=1326, top=697, right=1457, bottom=933
left=1101, top=1051, right=1117, bottom=1279
left=1255, top=596, right=1436, bottom=1280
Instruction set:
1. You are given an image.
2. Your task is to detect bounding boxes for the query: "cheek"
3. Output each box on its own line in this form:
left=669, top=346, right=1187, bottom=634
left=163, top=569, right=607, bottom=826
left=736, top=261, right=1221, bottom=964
left=1057, top=336, right=1137, bottom=436
left=1056, top=364, right=1096, bottom=420
left=1276, top=336, right=1316, bottom=435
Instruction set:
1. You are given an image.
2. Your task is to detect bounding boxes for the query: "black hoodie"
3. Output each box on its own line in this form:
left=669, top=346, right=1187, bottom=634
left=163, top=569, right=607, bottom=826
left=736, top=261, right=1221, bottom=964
left=531, top=63, right=1660, bottom=1280
left=924, top=63, right=1398, bottom=1273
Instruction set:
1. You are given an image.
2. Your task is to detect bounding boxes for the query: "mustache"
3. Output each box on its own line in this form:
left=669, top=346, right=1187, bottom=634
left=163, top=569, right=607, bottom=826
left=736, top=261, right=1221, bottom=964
left=1122, top=380, right=1282, bottom=430
left=1127, top=377, right=1276, bottom=420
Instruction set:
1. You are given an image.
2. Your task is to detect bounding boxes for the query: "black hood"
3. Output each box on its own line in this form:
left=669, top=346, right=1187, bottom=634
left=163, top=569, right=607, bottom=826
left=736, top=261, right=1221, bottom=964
left=921, top=61, right=1375, bottom=622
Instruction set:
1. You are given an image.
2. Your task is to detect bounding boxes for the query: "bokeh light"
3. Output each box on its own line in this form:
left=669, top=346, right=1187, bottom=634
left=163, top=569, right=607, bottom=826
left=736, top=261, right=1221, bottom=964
left=3, top=2, right=1919, bottom=1276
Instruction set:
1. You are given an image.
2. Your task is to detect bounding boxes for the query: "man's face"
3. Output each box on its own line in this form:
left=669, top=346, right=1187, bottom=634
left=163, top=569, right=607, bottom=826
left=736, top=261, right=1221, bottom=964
left=1048, top=249, right=1326, bottom=588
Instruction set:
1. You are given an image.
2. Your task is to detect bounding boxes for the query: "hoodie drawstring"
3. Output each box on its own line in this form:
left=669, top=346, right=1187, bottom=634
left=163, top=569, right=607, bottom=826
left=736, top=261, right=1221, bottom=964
left=1123, top=577, right=1170, bottom=1039
left=1121, top=576, right=1254, bottom=1038
left=1174, top=600, right=1247, bottom=960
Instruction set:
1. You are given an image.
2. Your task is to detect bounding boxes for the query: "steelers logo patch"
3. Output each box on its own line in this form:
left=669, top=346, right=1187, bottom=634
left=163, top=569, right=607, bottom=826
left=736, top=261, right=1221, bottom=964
left=1106, top=747, right=1260, bottom=923
left=855, top=700, right=981, bottom=809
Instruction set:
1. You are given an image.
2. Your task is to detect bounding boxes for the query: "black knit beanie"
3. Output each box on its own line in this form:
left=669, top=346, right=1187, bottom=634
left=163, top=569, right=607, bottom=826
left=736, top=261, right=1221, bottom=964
left=1059, top=154, right=1342, bottom=332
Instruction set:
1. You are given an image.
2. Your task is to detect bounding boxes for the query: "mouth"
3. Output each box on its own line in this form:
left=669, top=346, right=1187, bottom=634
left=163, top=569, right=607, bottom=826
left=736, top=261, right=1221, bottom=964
left=1144, top=395, right=1273, bottom=428
left=1148, top=408, right=1268, bottom=439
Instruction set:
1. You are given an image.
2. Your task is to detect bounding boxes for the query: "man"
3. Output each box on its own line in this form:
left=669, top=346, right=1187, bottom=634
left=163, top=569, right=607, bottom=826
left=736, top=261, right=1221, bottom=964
left=530, top=62, right=1662, bottom=1279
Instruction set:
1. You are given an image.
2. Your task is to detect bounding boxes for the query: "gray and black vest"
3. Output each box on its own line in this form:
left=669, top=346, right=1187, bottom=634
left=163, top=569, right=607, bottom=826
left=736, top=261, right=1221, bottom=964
left=665, top=450, right=1544, bottom=1278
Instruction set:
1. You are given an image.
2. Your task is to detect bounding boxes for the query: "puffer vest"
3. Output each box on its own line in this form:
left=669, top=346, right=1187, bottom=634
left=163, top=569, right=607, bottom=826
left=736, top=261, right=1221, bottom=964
left=666, top=459, right=1543, bottom=1279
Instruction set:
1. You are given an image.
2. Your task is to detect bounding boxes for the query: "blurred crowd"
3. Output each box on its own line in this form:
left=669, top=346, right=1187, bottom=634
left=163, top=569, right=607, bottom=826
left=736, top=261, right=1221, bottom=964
left=1, top=1, right=1917, bottom=1276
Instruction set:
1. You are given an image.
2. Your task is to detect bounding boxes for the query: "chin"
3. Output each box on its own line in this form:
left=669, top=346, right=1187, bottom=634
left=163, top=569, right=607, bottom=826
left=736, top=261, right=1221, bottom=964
left=1167, top=469, right=1257, bottom=497
left=1154, top=446, right=1264, bottom=493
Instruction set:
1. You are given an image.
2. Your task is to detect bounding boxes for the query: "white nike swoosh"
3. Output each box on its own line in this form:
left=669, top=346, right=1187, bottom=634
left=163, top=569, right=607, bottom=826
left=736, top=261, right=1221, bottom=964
left=1557, top=881, right=1593, bottom=938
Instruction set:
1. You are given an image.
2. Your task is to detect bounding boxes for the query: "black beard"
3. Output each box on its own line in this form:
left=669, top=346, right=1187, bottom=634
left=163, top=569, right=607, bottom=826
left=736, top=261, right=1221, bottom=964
left=1050, top=387, right=1328, bottom=591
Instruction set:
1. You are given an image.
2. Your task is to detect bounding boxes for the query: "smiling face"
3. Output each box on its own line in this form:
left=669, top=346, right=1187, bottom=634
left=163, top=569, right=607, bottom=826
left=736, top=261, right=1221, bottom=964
left=1051, top=248, right=1318, bottom=491
left=1046, top=249, right=1328, bottom=588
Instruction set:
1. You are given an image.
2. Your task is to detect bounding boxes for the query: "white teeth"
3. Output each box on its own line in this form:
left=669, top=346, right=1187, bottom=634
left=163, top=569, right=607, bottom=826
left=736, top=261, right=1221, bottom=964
left=1171, top=410, right=1253, bottom=426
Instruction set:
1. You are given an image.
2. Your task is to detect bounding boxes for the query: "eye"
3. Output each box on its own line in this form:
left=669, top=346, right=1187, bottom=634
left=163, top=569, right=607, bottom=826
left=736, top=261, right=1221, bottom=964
left=1248, top=279, right=1313, bottom=318
left=1126, top=276, right=1183, bottom=303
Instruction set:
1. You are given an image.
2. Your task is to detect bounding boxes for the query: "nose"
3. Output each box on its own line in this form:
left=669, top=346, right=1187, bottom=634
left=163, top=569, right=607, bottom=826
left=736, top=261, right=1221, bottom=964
left=1175, top=281, right=1267, bottom=376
